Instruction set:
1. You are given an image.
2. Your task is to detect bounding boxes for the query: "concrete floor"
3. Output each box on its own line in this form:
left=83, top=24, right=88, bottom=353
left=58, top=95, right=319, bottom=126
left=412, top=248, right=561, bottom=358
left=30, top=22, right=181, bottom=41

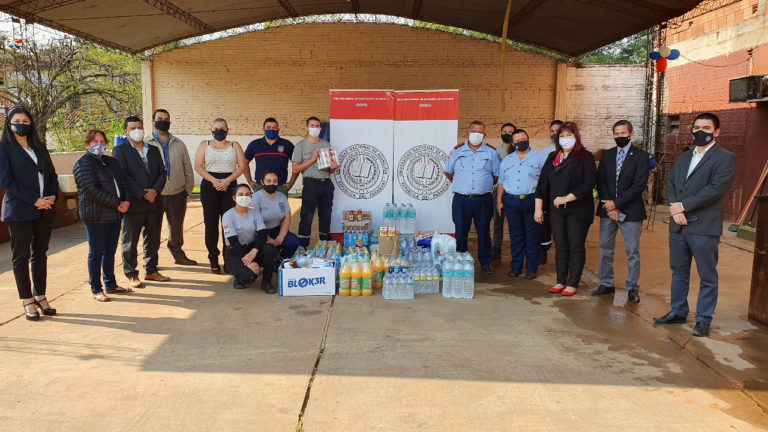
left=0, top=200, right=766, bottom=431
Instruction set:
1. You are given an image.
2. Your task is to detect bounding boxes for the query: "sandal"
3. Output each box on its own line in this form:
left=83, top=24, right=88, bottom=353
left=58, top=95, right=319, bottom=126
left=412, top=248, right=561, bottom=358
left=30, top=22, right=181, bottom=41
left=34, top=296, right=56, bottom=316
left=23, top=301, right=40, bottom=321
left=105, top=286, right=133, bottom=294
left=92, top=292, right=111, bottom=302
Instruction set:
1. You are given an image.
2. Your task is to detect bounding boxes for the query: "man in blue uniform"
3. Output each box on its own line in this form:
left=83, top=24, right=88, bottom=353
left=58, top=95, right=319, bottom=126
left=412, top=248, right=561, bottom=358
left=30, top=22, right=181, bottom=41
left=444, top=120, right=500, bottom=273
left=243, top=117, right=296, bottom=195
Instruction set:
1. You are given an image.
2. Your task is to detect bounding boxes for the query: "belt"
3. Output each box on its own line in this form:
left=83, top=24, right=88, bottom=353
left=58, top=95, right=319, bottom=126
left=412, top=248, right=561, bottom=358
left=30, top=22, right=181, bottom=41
left=504, top=192, right=534, bottom=200
left=303, top=177, right=329, bottom=183
left=455, top=192, right=491, bottom=199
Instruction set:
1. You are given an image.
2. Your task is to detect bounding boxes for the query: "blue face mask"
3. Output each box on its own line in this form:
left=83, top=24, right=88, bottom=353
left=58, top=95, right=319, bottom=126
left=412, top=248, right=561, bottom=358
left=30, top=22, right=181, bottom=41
left=88, top=143, right=106, bottom=156
left=265, top=129, right=279, bottom=140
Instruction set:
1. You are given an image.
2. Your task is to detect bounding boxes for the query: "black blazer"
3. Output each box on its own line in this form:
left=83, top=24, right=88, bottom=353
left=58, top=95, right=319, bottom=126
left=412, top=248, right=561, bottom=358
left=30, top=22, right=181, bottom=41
left=72, top=153, right=128, bottom=224
left=536, top=151, right=597, bottom=225
left=596, top=145, right=650, bottom=222
left=666, top=144, right=735, bottom=236
left=111, top=142, right=166, bottom=214
left=0, top=142, right=58, bottom=222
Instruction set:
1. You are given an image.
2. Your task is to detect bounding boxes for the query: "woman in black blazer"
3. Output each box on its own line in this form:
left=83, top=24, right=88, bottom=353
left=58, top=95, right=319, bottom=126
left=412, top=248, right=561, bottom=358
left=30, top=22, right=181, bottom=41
left=73, top=130, right=132, bottom=302
left=534, top=121, right=597, bottom=296
left=0, top=106, right=59, bottom=320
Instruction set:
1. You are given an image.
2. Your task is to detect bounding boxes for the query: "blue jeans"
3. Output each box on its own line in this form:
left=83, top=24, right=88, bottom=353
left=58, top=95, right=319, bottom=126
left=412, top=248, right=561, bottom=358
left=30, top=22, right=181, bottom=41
left=86, top=223, right=121, bottom=294
left=502, top=193, right=539, bottom=272
left=669, top=231, right=720, bottom=324
left=452, top=193, right=494, bottom=265
left=266, top=226, right=300, bottom=259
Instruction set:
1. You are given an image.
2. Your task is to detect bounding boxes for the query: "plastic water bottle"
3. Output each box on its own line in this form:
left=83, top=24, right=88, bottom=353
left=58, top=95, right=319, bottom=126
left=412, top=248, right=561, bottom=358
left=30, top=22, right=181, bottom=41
left=405, top=272, right=415, bottom=299
left=383, top=273, right=393, bottom=300
left=406, top=203, right=416, bottom=235
left=431, top=267, right=440, bottom=294
left=442, top=257, right=454, bottom=298
left=461, top=258, right=474, bottom=299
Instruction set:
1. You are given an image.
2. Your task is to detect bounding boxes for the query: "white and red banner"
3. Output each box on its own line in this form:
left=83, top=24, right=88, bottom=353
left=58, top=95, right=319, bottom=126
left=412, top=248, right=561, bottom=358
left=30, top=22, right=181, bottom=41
left=329, top=89, right=459, bottom=234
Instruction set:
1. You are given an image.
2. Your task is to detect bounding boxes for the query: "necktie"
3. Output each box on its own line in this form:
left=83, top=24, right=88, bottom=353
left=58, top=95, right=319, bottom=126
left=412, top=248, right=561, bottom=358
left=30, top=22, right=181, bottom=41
left=616, top=148, right=625, bottom=195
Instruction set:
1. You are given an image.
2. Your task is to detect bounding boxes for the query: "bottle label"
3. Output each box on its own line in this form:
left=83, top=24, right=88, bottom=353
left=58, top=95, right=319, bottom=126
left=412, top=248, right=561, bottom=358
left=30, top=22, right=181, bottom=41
left=351, top=279, right=359, bottom=290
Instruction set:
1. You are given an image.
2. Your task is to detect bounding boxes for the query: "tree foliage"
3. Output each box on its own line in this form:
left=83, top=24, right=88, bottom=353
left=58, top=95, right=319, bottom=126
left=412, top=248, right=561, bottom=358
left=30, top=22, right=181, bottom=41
left=578, top=29, right=652, bottom=64
left=0, top=32, right=141, bottom=151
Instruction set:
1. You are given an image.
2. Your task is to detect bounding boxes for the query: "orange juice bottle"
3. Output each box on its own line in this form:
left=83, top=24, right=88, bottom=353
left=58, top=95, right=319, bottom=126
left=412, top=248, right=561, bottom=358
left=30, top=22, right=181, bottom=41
left=374, top=254, right=386, bottom=289
left=361, top=261, right=373, bottom=296
left=339, top=260, right=351, bottom=296
left=350, top=260, right=362, bottom=296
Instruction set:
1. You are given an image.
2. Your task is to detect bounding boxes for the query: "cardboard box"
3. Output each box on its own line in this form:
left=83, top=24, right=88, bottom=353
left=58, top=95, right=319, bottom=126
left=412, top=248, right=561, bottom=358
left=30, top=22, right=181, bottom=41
left=58, top=175, right=77, bottom=193
left=378, top=235, right=400, bottom=257
left=278, top=264, right=336, bottom=296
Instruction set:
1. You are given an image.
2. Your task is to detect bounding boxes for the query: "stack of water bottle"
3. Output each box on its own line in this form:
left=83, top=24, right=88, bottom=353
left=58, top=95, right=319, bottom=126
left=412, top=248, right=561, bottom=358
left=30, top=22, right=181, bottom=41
left=441, top=252, right=475, bottom=299
left=382, top=202, right=417, bottom=235
left=382, top=253, right=413, bottom=300
left=409, top=249, right=440, bottom=294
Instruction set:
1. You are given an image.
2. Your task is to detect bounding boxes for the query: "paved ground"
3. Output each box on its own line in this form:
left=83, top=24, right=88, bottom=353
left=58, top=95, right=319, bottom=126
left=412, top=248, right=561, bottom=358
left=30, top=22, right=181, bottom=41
left=0, top=200, right=766, bottom=431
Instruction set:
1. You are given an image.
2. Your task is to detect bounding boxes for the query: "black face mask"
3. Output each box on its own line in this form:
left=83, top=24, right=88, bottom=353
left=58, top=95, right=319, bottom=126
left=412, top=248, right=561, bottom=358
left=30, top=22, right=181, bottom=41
left=154, top=121, right=170, bottom=132
left=614, top=136, right=631, bottom=148
left=262, top=184, right=279, bottom=194
left=550, top=134, right=557, bottom=144
left=501, top=134, right=513, bottom=144
left=515, top=140, right=530, bottom=152
left=692, top=130, right=714, bottom=147
left=10, top=123, right=33, bottom=137
left=212, top=130, right=228, bottom=141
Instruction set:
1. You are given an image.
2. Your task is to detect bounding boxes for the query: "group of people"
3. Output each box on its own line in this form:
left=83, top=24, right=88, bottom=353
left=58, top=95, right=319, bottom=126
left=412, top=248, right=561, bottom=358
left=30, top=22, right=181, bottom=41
left=0, top=105, right=734, bottom=337
left=445, top=113, right=734, bottom=337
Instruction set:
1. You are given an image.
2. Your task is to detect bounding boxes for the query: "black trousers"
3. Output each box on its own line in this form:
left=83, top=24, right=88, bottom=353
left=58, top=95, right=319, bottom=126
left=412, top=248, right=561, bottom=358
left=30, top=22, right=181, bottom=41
left=160, top=191, right=189, bottom=261
left=200, top=173, right=235, bottom=261
left=7, top=217, right=54, bottom=299
left=224, top=243, right=280, bottom=285
left=121, top=210, right=162, bottom=278
left=550, top=211, right=591, bottom=287
left=298, top=179, right=334, bottom=247
left=540, top=211, right=553, bottom=253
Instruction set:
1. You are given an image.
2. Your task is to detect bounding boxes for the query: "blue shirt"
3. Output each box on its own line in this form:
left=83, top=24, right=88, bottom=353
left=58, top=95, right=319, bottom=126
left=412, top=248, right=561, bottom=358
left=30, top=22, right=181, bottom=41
left=152, top=132, right=172, bottom=177
left=243, top=137, right=295, bottom=185
left=499, top=149, right=545, bottom=195
left=540, top=143, right=556, bottom=158
left=444, top=142, right=500, bottom=195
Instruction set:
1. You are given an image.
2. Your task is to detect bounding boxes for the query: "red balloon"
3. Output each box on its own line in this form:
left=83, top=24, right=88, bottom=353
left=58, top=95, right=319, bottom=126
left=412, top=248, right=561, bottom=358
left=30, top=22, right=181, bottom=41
left=655, top=58, right=667, bottom=73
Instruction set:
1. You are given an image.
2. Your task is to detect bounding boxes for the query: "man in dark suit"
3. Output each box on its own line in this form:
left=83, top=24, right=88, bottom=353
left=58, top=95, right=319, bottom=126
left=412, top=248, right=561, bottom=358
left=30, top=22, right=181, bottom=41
left=654, top=113, right=736, bottom=337
left=594, top=120, right=649, bottom=303
left=112, top=116, right=170, bottom=287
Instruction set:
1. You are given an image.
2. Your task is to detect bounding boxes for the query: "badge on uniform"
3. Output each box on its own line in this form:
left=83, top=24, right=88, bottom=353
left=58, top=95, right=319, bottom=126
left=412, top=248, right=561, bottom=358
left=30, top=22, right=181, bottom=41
left=279, top=202, right=286, bottom=212
left=223, top=225, right=230, bottom=235
left=278, top=145, right=285, bottom=153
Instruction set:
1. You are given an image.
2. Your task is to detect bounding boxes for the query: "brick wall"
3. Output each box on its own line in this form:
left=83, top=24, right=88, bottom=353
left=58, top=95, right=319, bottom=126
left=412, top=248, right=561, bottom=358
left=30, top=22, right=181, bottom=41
left=666, top=0, right=760, bottom=45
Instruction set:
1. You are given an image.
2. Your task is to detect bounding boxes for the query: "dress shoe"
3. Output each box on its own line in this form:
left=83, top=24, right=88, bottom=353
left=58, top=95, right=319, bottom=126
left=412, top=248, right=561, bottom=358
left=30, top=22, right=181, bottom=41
left=233, top=280, right=246, bottom=290
left=628, top=288, right=640, bottom=303
left=261, top=279, right=276, bottom=294
left=507, top=269, right=521, bottom=278
left=524, top=272, right=537, bottom=280
left=481, top=264, right=493, bottom=274
left=548, top=285, right=565, bottom=293
left=23, top=301, right=40, bottom=321
left=145, top=272, right=170, bottom=282
left=34, top=297, right=56, bottom=316
left=174, top=257, right=198, bottom=266
left=129, top=276, right=143, bottom=288
left=591, top=285, right=615, bottom=296
left=692, top=322, right=710, bottom=337
left=654, top=311, right=687, bottom=324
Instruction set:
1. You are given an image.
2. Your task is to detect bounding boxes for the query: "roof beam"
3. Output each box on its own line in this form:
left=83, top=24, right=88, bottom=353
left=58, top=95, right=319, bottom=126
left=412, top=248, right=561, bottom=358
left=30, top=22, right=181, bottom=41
left=411, top=0, right=423, bottom=19
left=7, top=0, right=87, bottom=15
left=350, top=0, right=360, bottom=14
left=274, top=0, right=298, bottom=17
left=140, top=0, right=215, bottom=33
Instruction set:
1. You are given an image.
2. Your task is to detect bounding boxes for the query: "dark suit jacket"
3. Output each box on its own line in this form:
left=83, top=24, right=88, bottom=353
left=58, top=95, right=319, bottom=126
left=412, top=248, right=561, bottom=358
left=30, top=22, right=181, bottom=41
left=536, top=151, right=597, bottom=225
left=596, top=145, right=650, bottom=221
left=0, top=142, right=58, bottom=222
left=666, top=143, right=735, bottom=236
left=111, top=142, right=166, bottom=214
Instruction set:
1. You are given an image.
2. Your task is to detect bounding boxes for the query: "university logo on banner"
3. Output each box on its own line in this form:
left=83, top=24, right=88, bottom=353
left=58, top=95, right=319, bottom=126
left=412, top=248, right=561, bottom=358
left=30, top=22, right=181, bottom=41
left=335, top=143, right=389, bottom=199
left=397, top=144, right=450, bottom=201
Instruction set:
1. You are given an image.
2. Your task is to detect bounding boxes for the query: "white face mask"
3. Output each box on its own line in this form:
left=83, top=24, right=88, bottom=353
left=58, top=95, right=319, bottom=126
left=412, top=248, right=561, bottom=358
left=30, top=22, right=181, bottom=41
left=129, top=128, right=145, bottom=142
left=235, top=196, right=252, bottom=208
left=308, top=127, right=321, bottom=138
left=559, top=137, right=576, bottom=149
left=468, top=132, right=484, bottom=146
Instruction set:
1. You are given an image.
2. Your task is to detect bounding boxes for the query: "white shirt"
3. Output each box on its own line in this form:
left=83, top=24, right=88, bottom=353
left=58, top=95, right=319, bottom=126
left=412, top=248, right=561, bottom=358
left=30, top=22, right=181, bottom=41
left=23, top=147, right=44, bottom=197
left=687, top=141, right=715, bottom=178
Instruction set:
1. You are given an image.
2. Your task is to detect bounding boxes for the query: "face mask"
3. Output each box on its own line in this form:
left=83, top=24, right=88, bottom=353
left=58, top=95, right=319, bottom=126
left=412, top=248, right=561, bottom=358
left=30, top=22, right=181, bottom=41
left=88, top=143, right=106, bottom=156
left=265, top=130, right=279, bottom=140
left=154, top=121, right=170, bottom=132
left=515, top=140, right=530, bottom=152
left=692, top=130, right=714, bottom=147
left=262, top=184, right=279, bottom=194
left=468, top=132, right=484, bottom=146
left=129, top=129, right=144, bottom=142
left=212, top=130, right=227, bottom=141
left=10, top=123, right=32, bottom=137
left=614, top=136, right=631, bottom=148
left=308, top=127, right=321, bottom=138
left=501, top=134, right=513, bottom=144
left=560, top=137, right=576, bottom=149
left=550, top=134, right=557, bottom=144
left=235, top=196, right=252, bottom=208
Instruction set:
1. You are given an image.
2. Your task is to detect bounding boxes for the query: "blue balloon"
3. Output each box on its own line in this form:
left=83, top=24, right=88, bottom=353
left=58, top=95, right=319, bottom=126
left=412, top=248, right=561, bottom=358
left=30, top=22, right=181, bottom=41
left=648, top=51, right=662, bottom=60
left=667, top=49, right=681, bottom=60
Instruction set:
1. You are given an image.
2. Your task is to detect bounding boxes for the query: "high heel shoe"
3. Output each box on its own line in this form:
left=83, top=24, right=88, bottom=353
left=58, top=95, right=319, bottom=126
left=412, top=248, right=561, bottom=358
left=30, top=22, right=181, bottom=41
left=23, top=301, right=40, bottom=321
left=34, top=297, right=56, bottom=316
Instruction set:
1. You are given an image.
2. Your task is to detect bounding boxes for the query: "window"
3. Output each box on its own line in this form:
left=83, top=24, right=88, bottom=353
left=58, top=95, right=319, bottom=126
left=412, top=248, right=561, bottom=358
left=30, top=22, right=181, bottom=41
left=667, top=115, right=680, bottom=135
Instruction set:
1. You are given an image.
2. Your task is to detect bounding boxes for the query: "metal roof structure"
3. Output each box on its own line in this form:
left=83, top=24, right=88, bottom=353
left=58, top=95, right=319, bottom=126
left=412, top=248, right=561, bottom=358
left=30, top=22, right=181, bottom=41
left=0, top=0, right=704, bottom=56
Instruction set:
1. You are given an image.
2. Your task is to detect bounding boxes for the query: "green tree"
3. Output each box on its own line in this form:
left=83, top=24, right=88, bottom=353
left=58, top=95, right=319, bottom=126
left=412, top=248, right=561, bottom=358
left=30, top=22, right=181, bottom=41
left=578, top=29, right=652, bottom=64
